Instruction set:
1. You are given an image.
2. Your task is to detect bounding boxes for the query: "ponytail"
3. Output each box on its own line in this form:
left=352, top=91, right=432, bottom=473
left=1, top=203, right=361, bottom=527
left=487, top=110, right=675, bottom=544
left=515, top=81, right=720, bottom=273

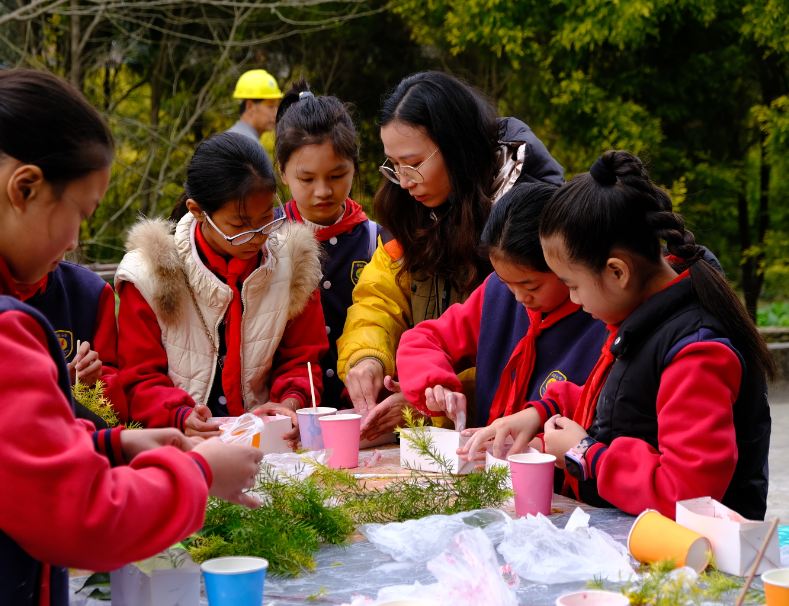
left=480, top=182, right=558, bottom=271
left=541, top=150, right=776, bottom=386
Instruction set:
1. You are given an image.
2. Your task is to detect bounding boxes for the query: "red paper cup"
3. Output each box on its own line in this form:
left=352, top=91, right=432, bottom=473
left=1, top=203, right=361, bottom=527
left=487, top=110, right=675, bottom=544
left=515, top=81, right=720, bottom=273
left=508, top=452, right=556, bottom=517
left=319, top=414, right=362, bottom=468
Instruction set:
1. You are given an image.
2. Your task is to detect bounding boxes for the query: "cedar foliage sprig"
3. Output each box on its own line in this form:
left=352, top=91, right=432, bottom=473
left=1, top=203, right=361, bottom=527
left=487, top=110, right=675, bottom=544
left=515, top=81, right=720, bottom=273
left=72, top=380, right=142, bottom=429
left=588, top=553, right=765, bottom=605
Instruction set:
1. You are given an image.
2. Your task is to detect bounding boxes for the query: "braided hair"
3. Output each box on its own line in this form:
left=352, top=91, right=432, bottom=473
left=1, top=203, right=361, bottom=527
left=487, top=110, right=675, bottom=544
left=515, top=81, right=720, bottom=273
left=540, top=150, right=775, bottom=386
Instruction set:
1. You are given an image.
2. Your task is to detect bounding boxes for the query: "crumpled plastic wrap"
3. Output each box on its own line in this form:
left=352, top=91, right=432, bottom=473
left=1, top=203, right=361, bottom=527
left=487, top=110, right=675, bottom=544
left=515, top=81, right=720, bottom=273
left=219, top=413, right=264, bottom=445
left=497, top=508, right=635, bottom=584
left=260, top=448, right=333, bottom=481
left=359, top=508, right=511, bottom=564
left=344, top=527, right=518, bottom=606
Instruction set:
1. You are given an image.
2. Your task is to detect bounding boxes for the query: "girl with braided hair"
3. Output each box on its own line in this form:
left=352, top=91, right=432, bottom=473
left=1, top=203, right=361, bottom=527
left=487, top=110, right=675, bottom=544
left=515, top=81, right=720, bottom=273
left=461, top=150, right=774, bottom=520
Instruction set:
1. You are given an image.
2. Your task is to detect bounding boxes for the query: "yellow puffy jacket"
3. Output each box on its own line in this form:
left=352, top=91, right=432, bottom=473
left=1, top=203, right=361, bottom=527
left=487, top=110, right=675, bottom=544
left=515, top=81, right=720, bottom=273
left=337, top=237, right=476, bottom=411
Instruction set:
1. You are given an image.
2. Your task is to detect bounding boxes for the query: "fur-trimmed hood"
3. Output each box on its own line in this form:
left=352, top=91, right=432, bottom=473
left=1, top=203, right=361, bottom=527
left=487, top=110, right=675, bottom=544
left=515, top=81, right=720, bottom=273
left=118, top=215, right=322, bottom=327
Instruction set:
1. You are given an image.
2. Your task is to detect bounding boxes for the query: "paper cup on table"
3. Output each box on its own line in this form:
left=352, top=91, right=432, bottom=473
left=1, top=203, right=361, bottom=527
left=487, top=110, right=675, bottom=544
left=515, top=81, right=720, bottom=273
left=628, top=509, right=710, bottom=573
left=295, top=407, right=337, bottom=450
left=556, top=590, right=630, bottom=606
left=319, top=413, right=361, bottom=468
left=762, top=568, right=789, bottom=606
left=201, top=556, right=268, bottom=606
left=507, top=452, right=556, bottom=517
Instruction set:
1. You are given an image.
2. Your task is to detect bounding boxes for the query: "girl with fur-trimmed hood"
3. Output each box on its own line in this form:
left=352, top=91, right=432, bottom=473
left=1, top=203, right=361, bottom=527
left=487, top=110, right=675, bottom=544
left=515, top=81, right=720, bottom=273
left=116, top=132, right=328, bottom=445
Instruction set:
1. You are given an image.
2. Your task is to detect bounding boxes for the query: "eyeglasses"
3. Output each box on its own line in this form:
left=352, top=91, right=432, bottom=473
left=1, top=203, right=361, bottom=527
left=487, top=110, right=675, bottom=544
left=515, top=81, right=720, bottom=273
left=379, top=148, right=439, bottom=185
left=203, top=195, right=287, bottom=246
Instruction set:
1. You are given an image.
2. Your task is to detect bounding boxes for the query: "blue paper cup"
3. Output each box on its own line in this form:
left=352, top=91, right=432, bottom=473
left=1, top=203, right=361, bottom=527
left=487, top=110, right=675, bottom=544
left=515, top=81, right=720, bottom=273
left=201, top=556, right=269, bottom=606
left=295, top=407, right=336, bottom=450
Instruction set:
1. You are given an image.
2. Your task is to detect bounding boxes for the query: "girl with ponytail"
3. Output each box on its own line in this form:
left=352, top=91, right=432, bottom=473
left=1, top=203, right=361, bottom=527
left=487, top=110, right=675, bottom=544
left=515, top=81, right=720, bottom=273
left=462, top=151, right=774, bottom=520
left=275, top=78, right=383, bottom=409
left=395, top=183, right=607, bottom=433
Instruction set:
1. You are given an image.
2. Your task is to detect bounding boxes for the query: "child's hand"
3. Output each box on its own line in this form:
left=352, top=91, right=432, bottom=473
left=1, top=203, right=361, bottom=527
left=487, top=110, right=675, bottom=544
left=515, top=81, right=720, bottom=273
left=459, top=406, right=543, bottom=461
left=543, top=415, right=588, bottom=469
left=424, top=385, right=467, bottom=431
left=345, top=358, right=385, bottom=413
left=249, top=400, right=300, bottom=450
left=120, top=428, right=195, bottom=462
left=192, top=438, right=263, bottom=509
left=184, top=403, right=221, bottom=438
left=455, top=428, right=487, bottom=462
left=68, top=341, right=102, bottom=386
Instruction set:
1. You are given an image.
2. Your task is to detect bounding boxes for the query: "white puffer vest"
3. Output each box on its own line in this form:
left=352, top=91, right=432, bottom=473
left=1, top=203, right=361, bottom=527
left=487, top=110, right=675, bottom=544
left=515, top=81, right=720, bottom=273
left=115, top=213, right=322, bottom=409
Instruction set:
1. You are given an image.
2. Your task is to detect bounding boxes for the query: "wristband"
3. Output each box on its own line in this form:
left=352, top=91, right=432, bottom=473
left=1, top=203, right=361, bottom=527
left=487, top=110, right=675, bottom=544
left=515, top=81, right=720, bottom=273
left=564, top=436, right=597, bottom=482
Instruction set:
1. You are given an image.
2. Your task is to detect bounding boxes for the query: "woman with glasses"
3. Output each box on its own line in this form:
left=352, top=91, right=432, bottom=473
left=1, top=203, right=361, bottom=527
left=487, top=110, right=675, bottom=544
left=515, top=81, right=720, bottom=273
left=337, top=71, right=564, bottom=440
left=116, top=132, right=328, bottom=443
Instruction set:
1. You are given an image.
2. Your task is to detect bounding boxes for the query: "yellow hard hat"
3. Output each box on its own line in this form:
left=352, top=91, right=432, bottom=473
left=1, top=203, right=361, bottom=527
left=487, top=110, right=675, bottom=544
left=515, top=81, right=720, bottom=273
left=233, top=70, right=282, bottom=100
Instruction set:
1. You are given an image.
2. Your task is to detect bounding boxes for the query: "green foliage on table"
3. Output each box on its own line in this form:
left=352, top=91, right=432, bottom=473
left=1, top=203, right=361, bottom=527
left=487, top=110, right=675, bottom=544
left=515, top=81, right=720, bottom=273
left=72, top=380, right=142, bottom=429
left=588, top=553, right=765, bottom=605
left=188, top=409, right=513, bottom=576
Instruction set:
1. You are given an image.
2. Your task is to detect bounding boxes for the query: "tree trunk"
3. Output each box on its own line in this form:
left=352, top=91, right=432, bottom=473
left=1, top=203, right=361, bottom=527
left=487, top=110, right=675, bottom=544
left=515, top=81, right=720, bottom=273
left=138, top=28, right=171, bottom=216
left=70, top=0, right=82, bottom=89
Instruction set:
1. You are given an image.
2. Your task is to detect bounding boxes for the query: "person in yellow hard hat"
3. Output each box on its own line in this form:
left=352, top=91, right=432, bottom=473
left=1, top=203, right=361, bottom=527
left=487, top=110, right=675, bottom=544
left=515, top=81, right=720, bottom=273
left=226, top=69, right=283, bottom=144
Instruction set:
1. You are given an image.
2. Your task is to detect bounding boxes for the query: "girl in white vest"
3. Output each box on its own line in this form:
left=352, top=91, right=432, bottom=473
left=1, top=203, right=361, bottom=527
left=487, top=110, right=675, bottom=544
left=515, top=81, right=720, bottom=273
left=116, top=132, right=328, bottom=444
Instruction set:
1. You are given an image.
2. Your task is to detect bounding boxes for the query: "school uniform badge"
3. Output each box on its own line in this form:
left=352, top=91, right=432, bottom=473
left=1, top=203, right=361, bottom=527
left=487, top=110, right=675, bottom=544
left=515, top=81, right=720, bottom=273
left=351, top=260, right=367, bottom=286
left=56, top=330, right=74, bottom=358
left=540, top=370, right=567, bottom=397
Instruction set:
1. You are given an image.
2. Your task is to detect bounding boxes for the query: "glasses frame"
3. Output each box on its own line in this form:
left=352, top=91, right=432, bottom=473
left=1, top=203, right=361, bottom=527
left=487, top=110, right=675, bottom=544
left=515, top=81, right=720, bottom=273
left=203, top=195, right=286, bottom=246
left=379, top=148, right=440, bottom=185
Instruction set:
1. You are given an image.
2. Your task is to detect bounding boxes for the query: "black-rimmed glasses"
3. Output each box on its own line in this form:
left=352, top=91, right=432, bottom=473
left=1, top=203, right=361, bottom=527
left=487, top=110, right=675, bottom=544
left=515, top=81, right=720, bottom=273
left=379, top=148, right=439, bottom=185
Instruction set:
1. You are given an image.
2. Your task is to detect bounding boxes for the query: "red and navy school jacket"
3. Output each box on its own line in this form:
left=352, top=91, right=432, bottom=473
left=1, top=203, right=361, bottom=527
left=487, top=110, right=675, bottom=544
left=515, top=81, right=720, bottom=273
left=397, top=273, right=609, bottom=426
left=25, top=262, right=127, bottom=424
left=283, top=201, right=384, bottom=406
left=0, top=296, right=128, bottom=606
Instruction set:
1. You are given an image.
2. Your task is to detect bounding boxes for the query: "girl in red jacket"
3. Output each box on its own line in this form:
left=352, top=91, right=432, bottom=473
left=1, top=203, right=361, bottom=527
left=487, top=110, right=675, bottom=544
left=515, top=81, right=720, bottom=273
left=396, top=183, right=607, bottom=431
left=0, top=69, right=263, bottom=606
left=462, top=151, right=774, bottom=520
left=117, top=132, right=328, bottom=443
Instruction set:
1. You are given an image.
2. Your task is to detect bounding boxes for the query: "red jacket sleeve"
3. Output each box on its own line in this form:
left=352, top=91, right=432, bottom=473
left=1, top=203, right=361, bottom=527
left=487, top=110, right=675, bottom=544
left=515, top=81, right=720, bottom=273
left=270, top=291, right=329, bottom=407
left=0, top=311, right=209, bottom=571
left=396, top=276, right=489, bottom=414
left=524, top=380, right=584, bottom=423
left=92, top=283, right=129, bottom=424
left=117, top=281, right=194, bottom=428
left=592, top=341, right=741, bottom=518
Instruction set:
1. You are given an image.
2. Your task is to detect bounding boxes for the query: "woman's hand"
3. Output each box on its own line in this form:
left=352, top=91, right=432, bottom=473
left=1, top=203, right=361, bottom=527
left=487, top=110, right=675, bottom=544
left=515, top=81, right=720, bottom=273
left=249, top=399, right=300, bottom=450
left=68, top=340, right=102, bottom=386
left=458, top=406, right=543, bottom=461
left=543, top=415, right=588, bottom=469
left=345, top=358, right=385, bottom=413
left=360, top=377, right=420, bottom=441
left=183, top=403, right=221, bottom=438
left=119, top=427, right=195, bottom=462
left=424, top=385, right=467, bottom=431
left=192, top=438, right=263, bottom=509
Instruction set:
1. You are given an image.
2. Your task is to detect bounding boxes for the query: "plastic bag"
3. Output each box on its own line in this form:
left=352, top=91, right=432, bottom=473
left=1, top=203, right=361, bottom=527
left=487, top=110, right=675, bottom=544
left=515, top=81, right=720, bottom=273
left=497, top=507, right=634, bottom=584
left=343, top=527, right=517, bottom=606
left=219, top=413, right=264, bottom=446
left=261, top=449, right=333, bottom=482
left=359, top=508, right=511, bottom=564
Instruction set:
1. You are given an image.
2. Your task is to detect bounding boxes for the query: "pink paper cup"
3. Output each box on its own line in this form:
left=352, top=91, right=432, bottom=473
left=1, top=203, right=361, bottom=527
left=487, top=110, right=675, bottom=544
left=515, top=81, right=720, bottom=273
left=295, top=407, right=337, bottom=450
left=508, top=452, right=557, bottom=517
left=319, top=414, right=362, bottom=468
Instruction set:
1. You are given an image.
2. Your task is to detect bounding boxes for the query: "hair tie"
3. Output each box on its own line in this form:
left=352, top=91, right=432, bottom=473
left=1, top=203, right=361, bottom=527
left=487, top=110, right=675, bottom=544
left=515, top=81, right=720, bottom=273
left=590, top=156, right=617, bottom=186
left=298, top=91, right=314, bottom=100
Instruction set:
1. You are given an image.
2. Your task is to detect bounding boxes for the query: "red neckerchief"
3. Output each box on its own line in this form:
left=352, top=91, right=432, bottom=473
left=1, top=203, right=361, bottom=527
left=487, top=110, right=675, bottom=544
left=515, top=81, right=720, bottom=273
left=0, top=255, right=20, bottom=298
left=18, top=274, right=48, bottom=302
left=487, top=296, right=581, bottom=425
left=564, top=269, right=691, bottom=496
left=284, top=198, right=368, bottom=243
left=194, top=225, right=259, bottom=416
